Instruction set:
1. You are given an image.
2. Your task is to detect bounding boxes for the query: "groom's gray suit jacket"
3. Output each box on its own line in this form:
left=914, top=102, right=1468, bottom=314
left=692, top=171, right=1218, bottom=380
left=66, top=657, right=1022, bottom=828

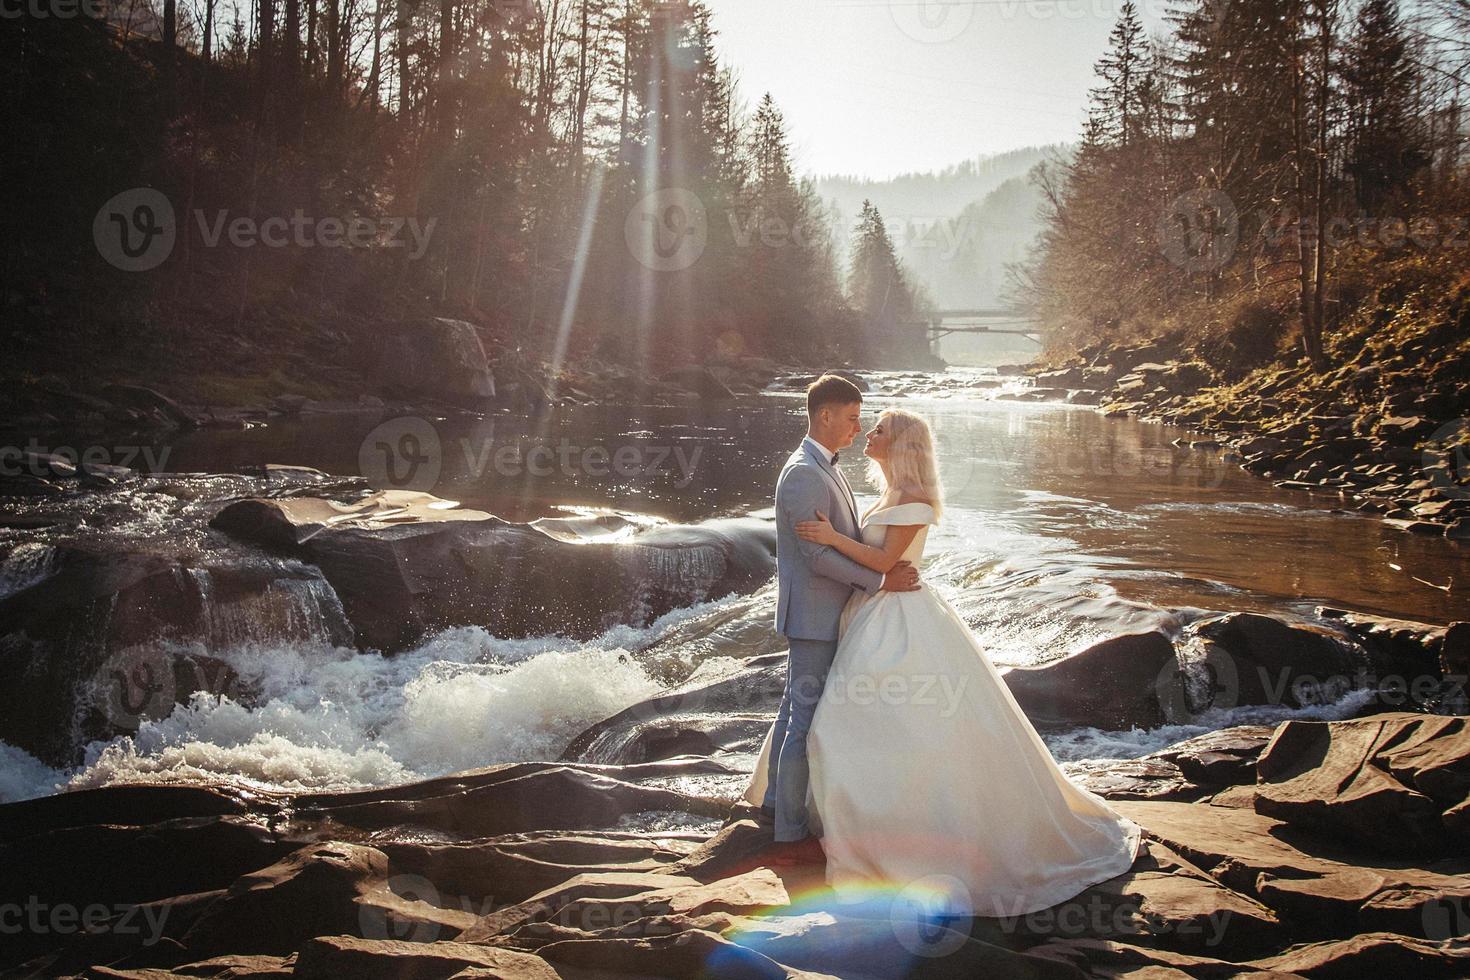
left=774, top=439, right=884, bottom=641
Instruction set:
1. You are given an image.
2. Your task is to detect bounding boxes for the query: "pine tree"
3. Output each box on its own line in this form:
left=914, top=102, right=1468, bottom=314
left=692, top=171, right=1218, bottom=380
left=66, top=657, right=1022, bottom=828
left=848, top=201, right=921, bottom=362
left=1088, top=1, right=1152, bottom=150
left=1339, top=0, right=1429, bottom=210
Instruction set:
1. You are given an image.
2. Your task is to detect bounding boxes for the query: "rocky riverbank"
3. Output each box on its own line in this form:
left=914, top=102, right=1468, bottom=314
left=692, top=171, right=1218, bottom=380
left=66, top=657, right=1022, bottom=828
left=2, top=709, right=1467, bottom=979
left=1007, top=294, right=1470, bottom=540
left=0, top=316, right=807, bottom=441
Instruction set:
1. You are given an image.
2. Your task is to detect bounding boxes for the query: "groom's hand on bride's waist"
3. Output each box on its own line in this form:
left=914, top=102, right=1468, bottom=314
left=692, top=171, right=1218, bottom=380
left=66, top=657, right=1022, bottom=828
left=880, top=561, right=921, bottom=592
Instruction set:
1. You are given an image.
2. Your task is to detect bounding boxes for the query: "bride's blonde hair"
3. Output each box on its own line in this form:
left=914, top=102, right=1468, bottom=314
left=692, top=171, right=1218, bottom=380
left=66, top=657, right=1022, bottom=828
left=864, top=409, right=944, bottom=521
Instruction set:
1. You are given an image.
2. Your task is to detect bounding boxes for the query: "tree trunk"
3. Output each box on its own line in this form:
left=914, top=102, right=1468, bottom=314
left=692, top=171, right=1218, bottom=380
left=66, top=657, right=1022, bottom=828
left=202, top=0, right=215, bottom=62
left=1310, top=0, right=1332, bottom=370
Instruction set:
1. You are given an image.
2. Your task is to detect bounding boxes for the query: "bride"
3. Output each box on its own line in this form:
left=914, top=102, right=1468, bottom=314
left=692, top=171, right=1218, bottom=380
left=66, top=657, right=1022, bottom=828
left=744, top=408, right=1142, bottom=917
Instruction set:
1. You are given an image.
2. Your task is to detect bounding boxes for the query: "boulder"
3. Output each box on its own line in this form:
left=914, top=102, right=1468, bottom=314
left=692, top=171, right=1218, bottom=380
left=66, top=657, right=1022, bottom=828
left=1179, top=613, right=1374, bottom=715
left=211, top=491, right=777, bottom=652
left=0, top=546, right=351, bottom=767
left=562, top=654, right=789, bottom=763
left=1000, top=630, right=1178, bottom=730
left=1143, top=725, right=1276, bottom=787
left=374, top=318, right=497, bottom=408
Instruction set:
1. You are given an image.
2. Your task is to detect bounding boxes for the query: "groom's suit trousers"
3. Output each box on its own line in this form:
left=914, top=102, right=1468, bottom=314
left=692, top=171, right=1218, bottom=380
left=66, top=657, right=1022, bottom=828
left=764, top=636, right=838, bottom=841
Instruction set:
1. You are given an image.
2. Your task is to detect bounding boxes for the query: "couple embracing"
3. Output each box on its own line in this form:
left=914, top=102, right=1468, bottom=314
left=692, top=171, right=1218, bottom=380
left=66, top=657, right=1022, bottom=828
left=743, top=374, right=1141, bottom=917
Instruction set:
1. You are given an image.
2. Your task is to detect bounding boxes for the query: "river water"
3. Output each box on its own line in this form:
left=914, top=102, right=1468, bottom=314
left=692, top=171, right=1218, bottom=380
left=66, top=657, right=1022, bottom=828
left=1, top=368, right=1462, bottom=803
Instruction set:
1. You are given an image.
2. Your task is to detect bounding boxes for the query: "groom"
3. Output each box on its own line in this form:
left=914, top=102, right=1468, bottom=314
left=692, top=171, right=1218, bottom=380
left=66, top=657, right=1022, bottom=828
left=763, top=374, right=921, bottom=850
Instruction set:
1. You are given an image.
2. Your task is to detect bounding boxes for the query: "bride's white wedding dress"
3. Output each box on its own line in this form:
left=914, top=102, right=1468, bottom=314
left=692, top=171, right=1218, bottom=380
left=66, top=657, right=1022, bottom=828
left=745, top=501, right=1142, bottom=916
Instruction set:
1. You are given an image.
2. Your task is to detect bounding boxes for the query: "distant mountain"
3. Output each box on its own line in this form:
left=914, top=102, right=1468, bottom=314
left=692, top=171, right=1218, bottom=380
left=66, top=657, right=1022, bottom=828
left=817, top=145, right=1065, bottom=224
left=816, top=144, right=1075, bottom=366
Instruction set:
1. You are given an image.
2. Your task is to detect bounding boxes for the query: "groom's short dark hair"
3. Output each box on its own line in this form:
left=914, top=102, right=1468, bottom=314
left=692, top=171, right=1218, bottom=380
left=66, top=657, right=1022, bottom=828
left=806, top=374, right=863, bottom=417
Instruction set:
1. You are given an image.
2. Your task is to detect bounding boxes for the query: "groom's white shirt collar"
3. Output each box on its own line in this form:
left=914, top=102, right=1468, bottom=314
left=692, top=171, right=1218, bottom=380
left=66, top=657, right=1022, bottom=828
left=802, top=435, right=838, bottom=466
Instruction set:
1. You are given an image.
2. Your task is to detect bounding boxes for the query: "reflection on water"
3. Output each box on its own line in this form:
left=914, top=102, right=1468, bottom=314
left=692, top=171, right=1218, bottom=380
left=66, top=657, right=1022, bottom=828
left=3, top=371, right=1464, bottom=801
left=156, top=380, right=1466, bottom=633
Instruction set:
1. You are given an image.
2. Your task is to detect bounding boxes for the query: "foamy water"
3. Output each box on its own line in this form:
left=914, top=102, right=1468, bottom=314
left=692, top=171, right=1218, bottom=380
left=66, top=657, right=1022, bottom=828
left=0, top=604, right=747, bottom=803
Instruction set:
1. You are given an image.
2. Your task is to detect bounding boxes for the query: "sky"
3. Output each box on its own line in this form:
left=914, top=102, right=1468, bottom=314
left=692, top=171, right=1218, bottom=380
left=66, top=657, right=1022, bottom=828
left=704, top=0, right=1176, bottom=180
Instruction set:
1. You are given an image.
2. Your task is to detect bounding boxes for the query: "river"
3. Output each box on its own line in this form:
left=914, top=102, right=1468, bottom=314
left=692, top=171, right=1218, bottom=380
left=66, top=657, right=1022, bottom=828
left=0, top=367, right=1462, bottom=804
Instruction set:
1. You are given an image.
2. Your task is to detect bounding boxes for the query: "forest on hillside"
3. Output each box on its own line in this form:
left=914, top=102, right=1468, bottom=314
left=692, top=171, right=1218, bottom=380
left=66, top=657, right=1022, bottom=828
left=1, top=0, right=936, bottom=410
left=1021, top=0, right=1470, bottom=374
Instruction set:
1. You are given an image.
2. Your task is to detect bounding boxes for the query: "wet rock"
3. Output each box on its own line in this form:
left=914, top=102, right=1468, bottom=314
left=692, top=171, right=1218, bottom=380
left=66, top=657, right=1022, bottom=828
left=0, top=547, right=350, bottom=766
left=1036, top=367, right=1085, bottom=387
left=211, top=491, right=777, bottom=651
left=1000, top=630, right=1177, bottom=730
left=562, top=654, right=788, bottom=763
left=1026, top=937, right=1287, bottom=978
left=1143, top=725, right=1275, bottom=787
left=284, top=762, right=730, bottom=838
left=379, top=830, right=698, bottom=912
left=1060, top=757, right=1201, bottom=802
left=0, top=814, right=297, bottom=972
left=1254, top=714, right=1469, bottom=856
left=1181, top=613, right=1376, bottom=713
left=568, top=713, right=771, bottom=766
